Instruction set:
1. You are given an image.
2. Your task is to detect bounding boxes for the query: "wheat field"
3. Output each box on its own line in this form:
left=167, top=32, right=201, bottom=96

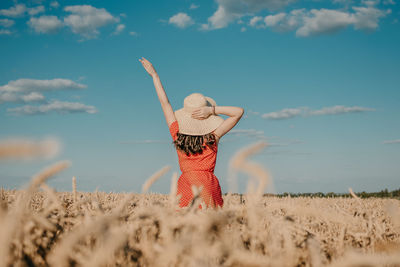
left=1, top=141, right=400, bottom=266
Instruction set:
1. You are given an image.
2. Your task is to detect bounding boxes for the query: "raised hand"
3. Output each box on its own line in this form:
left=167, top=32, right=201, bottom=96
left=139, top=57, right=157, bottom=77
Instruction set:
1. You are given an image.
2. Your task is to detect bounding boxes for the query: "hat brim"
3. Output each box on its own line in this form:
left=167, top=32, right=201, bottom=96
left=174, top=108, right=224, bottom=135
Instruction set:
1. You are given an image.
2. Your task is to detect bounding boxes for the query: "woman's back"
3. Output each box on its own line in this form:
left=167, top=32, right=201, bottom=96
left=169, top=120, right=218, bottom=173
left=169, top=120, right=223, bottom=208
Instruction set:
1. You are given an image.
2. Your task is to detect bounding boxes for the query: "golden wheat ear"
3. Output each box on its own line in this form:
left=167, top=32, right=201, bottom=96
left=229, top=141, right=270, bottom=198
left=142, top=165, right=171, bottom=194
left=0, top=138, right=61, bottom=160
left=72, top=176, right=77, bottom=202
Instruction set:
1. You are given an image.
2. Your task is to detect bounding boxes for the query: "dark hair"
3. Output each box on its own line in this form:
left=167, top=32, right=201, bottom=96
left=173, top=132, right=217, bottom=156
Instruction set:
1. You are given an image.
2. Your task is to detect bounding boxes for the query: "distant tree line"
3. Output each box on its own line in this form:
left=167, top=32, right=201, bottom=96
left=227, top=188, right=400, bottom=199
left=269, top=188, right=400, bottom=199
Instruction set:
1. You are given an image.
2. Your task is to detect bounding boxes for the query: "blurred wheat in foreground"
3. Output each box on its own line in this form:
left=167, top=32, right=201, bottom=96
left=0, top=142, right=399, bottom=266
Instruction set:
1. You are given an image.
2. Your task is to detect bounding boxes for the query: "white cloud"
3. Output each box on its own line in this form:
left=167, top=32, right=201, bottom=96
left=113, top=24, right=125, bottom=35
left=264, top=9, right=305, bottom=32
left=7, top=100, right=98, bottom=115
left=0, top=29, right=12, bottom=35
left=129, top=31, right=138, bottom=36
left=0, top=4, right=27, bottom=17
left=169, top=12, right=194, bottom=28
left=0, top=78, right=87, bottom=105
left=250, top=6, right=389, bottom=37
left=296, top=9, right=355, bottom=37
left=264, top=12, right=288, bottom=26
left=307, top=105, right=375, bottom=115
left=383, top=0, right=395, bottom=4
left=204, top=5, right=236, bottom=29
left=0, top=92, right=18, bottom=103
left=249, top=16, right=264, bottom=27
left=262, top=108, right=304, bottom=119
left=200, top=23, right=210, bottom=30
left=0, top=91, right=45, bottom=104
left=0, top=4, right=45, bottom=17
left=383, top=139, right=400, bottom=144
left=261, top=105, right=374, bottom=120
left=228, top=129, right=265, bottom=138
left=27, top=15, right=63, bottom=34
left=50, top=1, right=60, bottom=9
left=64, top=5, right=119, bottom=39
left=0, top=78, right=86, bottom=93
left=203, top=0, right=296, bottom=30
left=190, top=4, right=200, bottom=10
left=28, top=5, right=45, bottom=16
left=361, top=0, right=380, bottom=5
left=0, top=19, right=15, bottom=28
left=21, top=92, right=45, bottom=102
left=352, top=6, right=388, bottom=30
left=1, top=78, right=96, bottom=116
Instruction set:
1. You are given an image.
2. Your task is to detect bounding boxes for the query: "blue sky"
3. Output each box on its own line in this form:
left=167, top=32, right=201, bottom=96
left=0, top=0, right=399, bottom=194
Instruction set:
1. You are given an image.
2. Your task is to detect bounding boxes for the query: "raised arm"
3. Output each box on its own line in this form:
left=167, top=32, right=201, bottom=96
left=139, top=57, right=176, bottom=127
left=191, top=106, right=244, bottom=142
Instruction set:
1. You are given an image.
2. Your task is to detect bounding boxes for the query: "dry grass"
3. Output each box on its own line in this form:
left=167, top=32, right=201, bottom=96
left=0, top=138, right=60, bottom=160
left=0, top=141, right=399, bottom=266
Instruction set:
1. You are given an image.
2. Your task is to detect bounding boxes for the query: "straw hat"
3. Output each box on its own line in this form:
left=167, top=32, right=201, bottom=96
left=174, top=93, right=224, bottom=135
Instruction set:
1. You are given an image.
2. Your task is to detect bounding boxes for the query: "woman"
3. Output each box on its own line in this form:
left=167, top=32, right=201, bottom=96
left=139, top=57, right=244, bottom=208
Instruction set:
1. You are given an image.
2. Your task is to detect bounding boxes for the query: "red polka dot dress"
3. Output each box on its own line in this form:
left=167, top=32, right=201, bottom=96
left=169, top=120, right=224, bottom=208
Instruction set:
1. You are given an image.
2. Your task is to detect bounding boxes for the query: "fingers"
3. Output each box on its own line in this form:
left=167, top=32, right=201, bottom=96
left=139, top=58, right=153, bottom=75
left=192, top=113, right=202, bottom=118
left=141, top=57, right=151, bottom=65
left=191, top=112, right=200, bottom=118
left=141, top=61, right=153, bottom=73
left=140, top=59, right=148, bottom=67
left=139, top=57, right=151, bottom=66
left=139, top=59, right=146, bottom=67
left=191, top=112, right=206, bottom=120
left=193, top=116, right=205, bottom=120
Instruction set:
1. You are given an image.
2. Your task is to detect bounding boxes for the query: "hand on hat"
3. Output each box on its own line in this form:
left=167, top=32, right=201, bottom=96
left=191, top=107, right=213, bottom=120
left=139, top=57, right=157, bottom=77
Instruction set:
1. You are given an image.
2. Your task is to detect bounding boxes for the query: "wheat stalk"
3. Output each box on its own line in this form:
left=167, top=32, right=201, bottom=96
left=0, top=138, right=60, bottom=160
left=169, top=172, right=178, bottom=207
left=72, top=176, right=77, bottom=202
left=142, top=165, right=171, bottom=193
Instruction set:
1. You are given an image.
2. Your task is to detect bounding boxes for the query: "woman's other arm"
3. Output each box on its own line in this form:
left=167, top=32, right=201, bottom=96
left=139, top=57, right=176, bottom=127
